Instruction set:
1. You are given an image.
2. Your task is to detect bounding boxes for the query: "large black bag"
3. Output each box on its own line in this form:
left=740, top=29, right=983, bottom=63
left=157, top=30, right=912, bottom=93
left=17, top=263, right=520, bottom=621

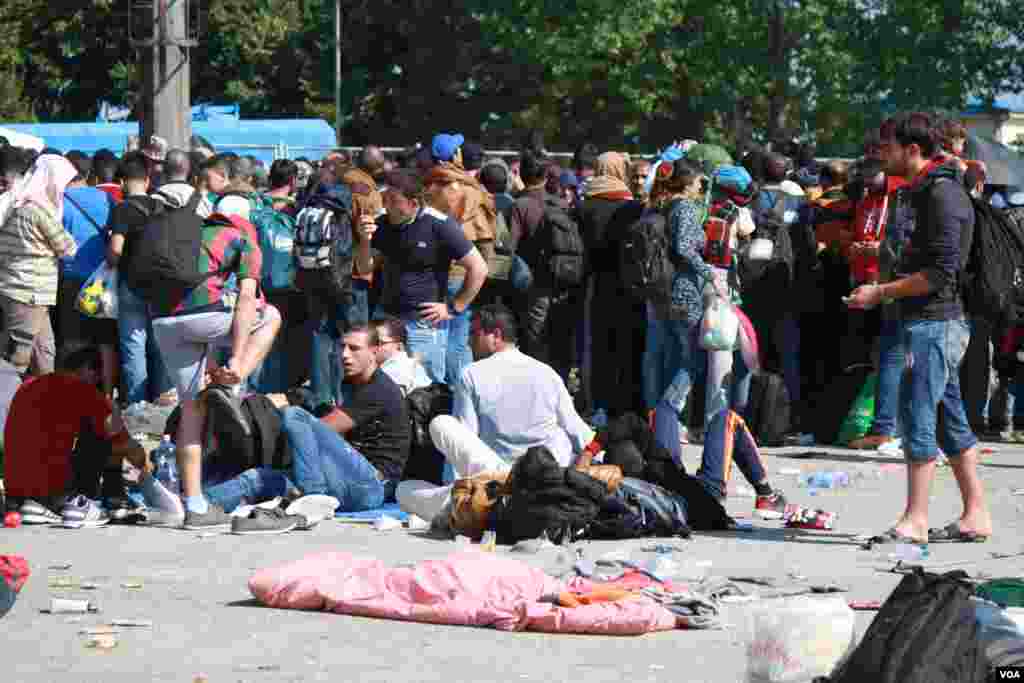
left=819, top=569, right=986, bottom=683
left=400, top=383, right=452, bottom=486
left=536, top=198, right=585, bottom=289
left=962, top=195, right=1024, bottom=325
left=293, top=185, right=355, bottom=305
left=120, top=190, right=229, bottom=316
left=619, top=209, right=673, bottom=305
left=740, top=193, right=796, bottom=309
left=810, top=365, right=872, bottom=446
left=742, top=371, right=791, bottom=447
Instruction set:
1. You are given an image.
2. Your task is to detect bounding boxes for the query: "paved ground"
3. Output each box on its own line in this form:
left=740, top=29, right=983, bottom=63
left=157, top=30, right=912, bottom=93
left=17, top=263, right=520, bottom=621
left=3, top=441, right=1024, bottom=683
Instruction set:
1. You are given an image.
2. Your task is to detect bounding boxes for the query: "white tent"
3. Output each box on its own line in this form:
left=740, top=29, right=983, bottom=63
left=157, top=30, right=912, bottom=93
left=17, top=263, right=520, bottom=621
left=0, top=125, right=45, bottom=151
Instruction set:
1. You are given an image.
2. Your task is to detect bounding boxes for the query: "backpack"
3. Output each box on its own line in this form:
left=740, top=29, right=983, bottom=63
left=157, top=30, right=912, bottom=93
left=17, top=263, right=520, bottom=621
left=703, top=200, right=738, bottom=268
left=740, top=192, right=796, bottom=308
left=819, top=569, right=986, bottom=683
left=119, top=190, right=230, bottom=316
left=536, top=198, right=585, bottom=288
left=206, top=393, right=286, bottom=473
left=620, top=209, right=674, bottom=304
left=293, top=186, right=354, bottom=303
left=491, top=446, right=609, bottom=545
left=742, top=371, right=791, bottom=447
left=587, top=477, right=691, bottom=540
left=250, top=202, right=297, bottom=294
left=961, top=195, right=1024, bottom=325
left=401, top=383, right=453, bottom=486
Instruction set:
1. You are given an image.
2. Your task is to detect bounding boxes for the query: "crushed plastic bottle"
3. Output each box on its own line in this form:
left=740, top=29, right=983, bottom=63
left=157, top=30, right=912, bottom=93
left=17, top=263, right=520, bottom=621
left=799, top=471, right=851, bottom=490
left=878, top=543, right=930, bottom=563
left=121, top=401, right=175, bottom=436
left=151, top=436, right=180, bottom=495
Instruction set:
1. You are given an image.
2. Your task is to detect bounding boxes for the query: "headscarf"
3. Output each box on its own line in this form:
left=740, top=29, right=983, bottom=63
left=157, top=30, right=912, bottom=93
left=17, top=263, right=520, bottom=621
left=585, top=152, right=632, bottom=199
left=2, top=154, right=77, bottom=225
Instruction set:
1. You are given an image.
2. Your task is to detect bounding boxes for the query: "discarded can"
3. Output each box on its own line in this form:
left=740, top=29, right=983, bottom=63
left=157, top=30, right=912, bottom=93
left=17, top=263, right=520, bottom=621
left=4, top=511, right=21, bottom=528
left=45, top=598, right=99, bottom=614
left=85, top=634, right=118, bottom=650
left=110, top=619, right=153, bottom=628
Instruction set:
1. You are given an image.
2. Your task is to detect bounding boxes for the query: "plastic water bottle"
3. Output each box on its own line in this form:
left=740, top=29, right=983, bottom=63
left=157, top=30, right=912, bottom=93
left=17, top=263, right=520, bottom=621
left=800, top=471, right=851, bottom=489
left=880, top=543, right=930, bottom=563
left=152, top=436, right=180, bottom=495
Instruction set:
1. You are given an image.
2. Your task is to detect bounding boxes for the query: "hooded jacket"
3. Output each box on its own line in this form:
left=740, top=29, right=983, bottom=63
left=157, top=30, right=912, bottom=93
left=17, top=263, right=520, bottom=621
left=899, top=159, right=974, bottom=321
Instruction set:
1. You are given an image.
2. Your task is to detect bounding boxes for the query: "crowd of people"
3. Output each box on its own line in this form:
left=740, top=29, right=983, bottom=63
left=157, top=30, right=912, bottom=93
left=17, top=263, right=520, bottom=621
left=0, top=109, right=1018, bottom=545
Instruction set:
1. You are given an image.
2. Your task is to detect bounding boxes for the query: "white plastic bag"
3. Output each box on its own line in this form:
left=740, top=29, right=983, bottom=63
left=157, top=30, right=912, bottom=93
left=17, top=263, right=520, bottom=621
left=744, top=594, right=856, bottom=683
left=76, top=262, right=119, bottom=319
left=700, top=295, right=739, bottom=351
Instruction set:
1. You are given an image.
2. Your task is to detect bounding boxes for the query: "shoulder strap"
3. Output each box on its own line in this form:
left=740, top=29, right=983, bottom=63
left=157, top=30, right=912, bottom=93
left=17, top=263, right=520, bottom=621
left=65, top=192, right=107, bottom=233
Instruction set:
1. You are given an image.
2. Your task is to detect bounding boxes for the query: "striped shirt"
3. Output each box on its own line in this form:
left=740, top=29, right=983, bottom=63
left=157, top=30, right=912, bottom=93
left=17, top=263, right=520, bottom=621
left=0, top=202, right=78, bottom=306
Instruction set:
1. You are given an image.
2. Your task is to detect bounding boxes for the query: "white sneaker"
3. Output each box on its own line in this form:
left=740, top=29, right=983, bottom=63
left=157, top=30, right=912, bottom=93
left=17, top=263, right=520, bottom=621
left=285, top=495, right=339, bottom=529
left=877, top=438, right=904, bottom=456
left=19, top=499, right=61, bottom=525
left=61, top=495, right=110, bottom=529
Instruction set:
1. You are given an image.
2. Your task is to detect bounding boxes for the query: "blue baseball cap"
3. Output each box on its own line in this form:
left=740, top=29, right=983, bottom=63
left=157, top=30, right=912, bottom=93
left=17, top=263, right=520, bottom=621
left=431, top=133, right=465, bottom=162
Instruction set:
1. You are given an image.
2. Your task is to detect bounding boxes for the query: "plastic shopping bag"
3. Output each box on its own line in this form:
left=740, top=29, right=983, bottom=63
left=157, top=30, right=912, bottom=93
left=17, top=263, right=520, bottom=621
left=744, top=594, right=856, bottom=683
left=836, top=373, right=877, bottom=446
left=76, top=262, right=119, bottom=319
left=700, top=295, right=739, bottom=351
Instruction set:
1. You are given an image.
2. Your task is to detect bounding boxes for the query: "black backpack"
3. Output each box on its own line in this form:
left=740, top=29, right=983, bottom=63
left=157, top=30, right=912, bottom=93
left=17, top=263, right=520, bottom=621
left=620, top=209, right=674, bottom=304
left=742, top=371, right=791, bottom=447
left=120, top=190, right=231, bottom=316
left=536, top=198, right=585, bottom=289
left=293, top=185, right=355, bottom=304
left=740, top=192, right=796, bottom=305
left=819, top=569, right=986, bottom=683
left=961, top=195, right=1024, bottom=325
left=400, top=383, right=452, bottom=486
left=490, top=446, right=609, bottom=545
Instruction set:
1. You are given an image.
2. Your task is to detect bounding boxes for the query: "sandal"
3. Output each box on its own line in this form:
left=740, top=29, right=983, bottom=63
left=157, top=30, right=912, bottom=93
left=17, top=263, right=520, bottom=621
left=868, top=528, right=928, bottom=546
left=928, top=522, right=990, bottom=543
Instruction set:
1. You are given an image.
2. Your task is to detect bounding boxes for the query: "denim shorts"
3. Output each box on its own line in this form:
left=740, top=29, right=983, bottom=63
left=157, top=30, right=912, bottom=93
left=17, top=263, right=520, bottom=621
left=899, top=318, right=977, bottom=462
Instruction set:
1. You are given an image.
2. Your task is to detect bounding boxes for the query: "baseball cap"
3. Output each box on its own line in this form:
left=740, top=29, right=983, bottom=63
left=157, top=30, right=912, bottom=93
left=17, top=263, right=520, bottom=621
left=431, top=133, right=465, bottom=162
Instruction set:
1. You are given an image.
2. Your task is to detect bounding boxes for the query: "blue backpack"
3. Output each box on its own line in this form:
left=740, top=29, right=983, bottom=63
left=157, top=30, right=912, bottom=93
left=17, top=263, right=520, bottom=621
left=250, top=200, right=297, bottom=294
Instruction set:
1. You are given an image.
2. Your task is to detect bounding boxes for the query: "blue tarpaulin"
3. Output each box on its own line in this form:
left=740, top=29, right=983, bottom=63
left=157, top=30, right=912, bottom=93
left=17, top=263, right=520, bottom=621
left=0, top=118, right=337, bottom=164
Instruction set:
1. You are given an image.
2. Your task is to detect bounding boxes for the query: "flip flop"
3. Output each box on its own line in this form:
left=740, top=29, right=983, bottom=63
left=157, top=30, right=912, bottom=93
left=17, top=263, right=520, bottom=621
left=868, top=528, right=928, bottom=546
left=928, top=522, right=990, bottom=543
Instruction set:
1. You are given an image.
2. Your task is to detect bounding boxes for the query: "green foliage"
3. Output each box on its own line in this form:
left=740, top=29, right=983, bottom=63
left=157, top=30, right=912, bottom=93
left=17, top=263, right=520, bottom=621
left=0, top=0, right=1020, bottom=155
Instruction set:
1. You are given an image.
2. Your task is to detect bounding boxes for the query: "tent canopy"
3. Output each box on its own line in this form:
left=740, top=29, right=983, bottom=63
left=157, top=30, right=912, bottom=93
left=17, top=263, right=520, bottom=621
left=0, top=119, right=337, bottom=164
left=0, top=126, right=45, bottom=151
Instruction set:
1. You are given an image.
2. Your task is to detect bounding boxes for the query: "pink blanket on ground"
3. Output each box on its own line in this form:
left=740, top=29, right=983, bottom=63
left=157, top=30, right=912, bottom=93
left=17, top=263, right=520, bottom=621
left=249, top=551, right=677, bottom=635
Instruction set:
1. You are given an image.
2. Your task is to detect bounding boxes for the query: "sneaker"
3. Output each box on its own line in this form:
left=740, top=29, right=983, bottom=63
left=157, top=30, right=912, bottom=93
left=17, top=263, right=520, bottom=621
left=182, top=504, right=232, bottom=531
left=61, top=495, right=111, bottom=529
left=877, top=437, right=904, bottom=456
left=783, top=504, right=837, bottom=530
left=230, top=497, right=284, bottom=519
left=1011, top=431, right=1024, bottom=444
left=231, top=507, right=304, bottom=535
left=18, top=499, right=61, bottom=525
left=285, top=494, right=339, bottom=530
left=754, top=490, right=788, bottom=520
left=104, top=496, right=147, bottom=523
left=847, top=434, right=893, bottom=450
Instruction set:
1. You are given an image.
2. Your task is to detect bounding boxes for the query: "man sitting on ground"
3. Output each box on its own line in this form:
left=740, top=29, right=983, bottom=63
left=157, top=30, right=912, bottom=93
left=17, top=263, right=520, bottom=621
left=4, top=345, right=147, bottom=527
left=396, top=304, right=597, bottom=522
left=370, top=316, right=431, bottom=397
left=280, top=325, right=411, bottom=512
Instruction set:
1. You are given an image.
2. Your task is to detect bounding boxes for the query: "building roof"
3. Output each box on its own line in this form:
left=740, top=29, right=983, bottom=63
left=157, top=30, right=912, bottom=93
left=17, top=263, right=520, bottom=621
left=964, top=93, right=1024, bottom=116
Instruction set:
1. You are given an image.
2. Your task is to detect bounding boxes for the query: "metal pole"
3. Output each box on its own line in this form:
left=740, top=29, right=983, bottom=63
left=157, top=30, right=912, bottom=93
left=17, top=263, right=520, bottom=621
left=334, top=0, right=342, bottom=146
left=142, top=0, right=191, bottom=151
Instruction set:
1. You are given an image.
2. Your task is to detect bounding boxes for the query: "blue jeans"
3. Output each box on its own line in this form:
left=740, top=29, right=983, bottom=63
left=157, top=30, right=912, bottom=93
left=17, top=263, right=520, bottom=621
left=204, top=467, right=295, bottom=513
left=310, top=281, right=369, bottom=406
left=282, top=406, right=390, bottom=511
left=643, top=304, right=681, bottom=411
left=445, top=278, right=473, bottom=386
left=899, top=318, right=977, bottom=462
left=655, top=318, right=701, bottom=466
left=695, top=410, right=768, bottom=499
left=404, top=316, right=448, bottom=385
left=118, top=282, right=170, bottom=403
left=871, top=316, right=904, bottom=437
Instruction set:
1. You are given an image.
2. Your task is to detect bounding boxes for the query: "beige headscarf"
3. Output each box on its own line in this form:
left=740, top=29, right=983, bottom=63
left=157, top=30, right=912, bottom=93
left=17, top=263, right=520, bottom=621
left=585, top=152, right=633, bottom=199
left=2, top=154, right=78, bottom=225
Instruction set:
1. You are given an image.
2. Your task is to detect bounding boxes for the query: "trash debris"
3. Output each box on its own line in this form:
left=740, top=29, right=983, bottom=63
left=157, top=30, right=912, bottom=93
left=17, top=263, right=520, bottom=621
left=877, top=543, right=930, bottom=563
left=848, top=600, right=882, bottom=611
left=454, top=535, right=473, bottom=547
left=480, top=530, right=497, bottom=552
left=810, top=583, right=848, bottom=594
left=80, top=582, right=102, bottom=590
left=4, top=511, right=21, bottom=528
left=406, top=514, right=429, bottom=530
left=47, top=576, right=77, bottom=589
left=85, top=634, right=118, bottom=650
left=799, top=471, right=850, bottom=489
left=778, top=467, right=802, bottom=476
left=784, top=505, right=837, bottom=530
left=121, top=580, right=144, bottom=589
left=734, top=484, right=756, bottom=498
left=110, top=619, right=153, bottom=628
left=733, top=519, right=755, bottom=532
left=44, top=598, right=99, bottom=614
left=1011, top=489, right=1024, bottom=496
left=48, top=563, right=73, bottom=571
left=509, top=537, right=556, bottom=554
left=729, top=576, right=777, bottom=587
left=372, top=516, right=403, bottom=531
left=787, top=566, right=807, bottom=581
left=80, top=627, right=119, bottom=636
left=121, top=401, right=175, bottom=436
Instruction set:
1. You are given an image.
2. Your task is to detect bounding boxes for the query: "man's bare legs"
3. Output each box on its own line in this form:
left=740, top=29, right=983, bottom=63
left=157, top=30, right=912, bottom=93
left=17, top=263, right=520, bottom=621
left=948, top=446, right=992, bottom=535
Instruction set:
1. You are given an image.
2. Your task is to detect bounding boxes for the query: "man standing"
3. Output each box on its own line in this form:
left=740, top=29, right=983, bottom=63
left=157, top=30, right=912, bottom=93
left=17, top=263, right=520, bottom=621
left=358, top=170, right=487, bottom=385
left=152, top=148, right=195, bottom=209
left=848, top=111, right=991, bottom=544
left=281, top=325, right=410, bottom=511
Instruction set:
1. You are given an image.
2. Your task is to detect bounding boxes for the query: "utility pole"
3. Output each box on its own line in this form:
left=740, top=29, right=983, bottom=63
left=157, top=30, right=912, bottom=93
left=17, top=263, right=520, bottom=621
left=334, top=0, right=342, bottom=145
left=134, top=0, right=196, bottom=150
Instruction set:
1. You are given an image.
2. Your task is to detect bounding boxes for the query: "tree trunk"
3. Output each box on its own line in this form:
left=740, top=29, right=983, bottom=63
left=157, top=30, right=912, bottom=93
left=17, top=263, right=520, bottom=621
left=767, top=0, right=789, bottom=145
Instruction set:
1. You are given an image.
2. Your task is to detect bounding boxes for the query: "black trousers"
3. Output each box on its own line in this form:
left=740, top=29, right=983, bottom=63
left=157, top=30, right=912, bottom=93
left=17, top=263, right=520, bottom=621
left=589, top=282, right=645, bottom=418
